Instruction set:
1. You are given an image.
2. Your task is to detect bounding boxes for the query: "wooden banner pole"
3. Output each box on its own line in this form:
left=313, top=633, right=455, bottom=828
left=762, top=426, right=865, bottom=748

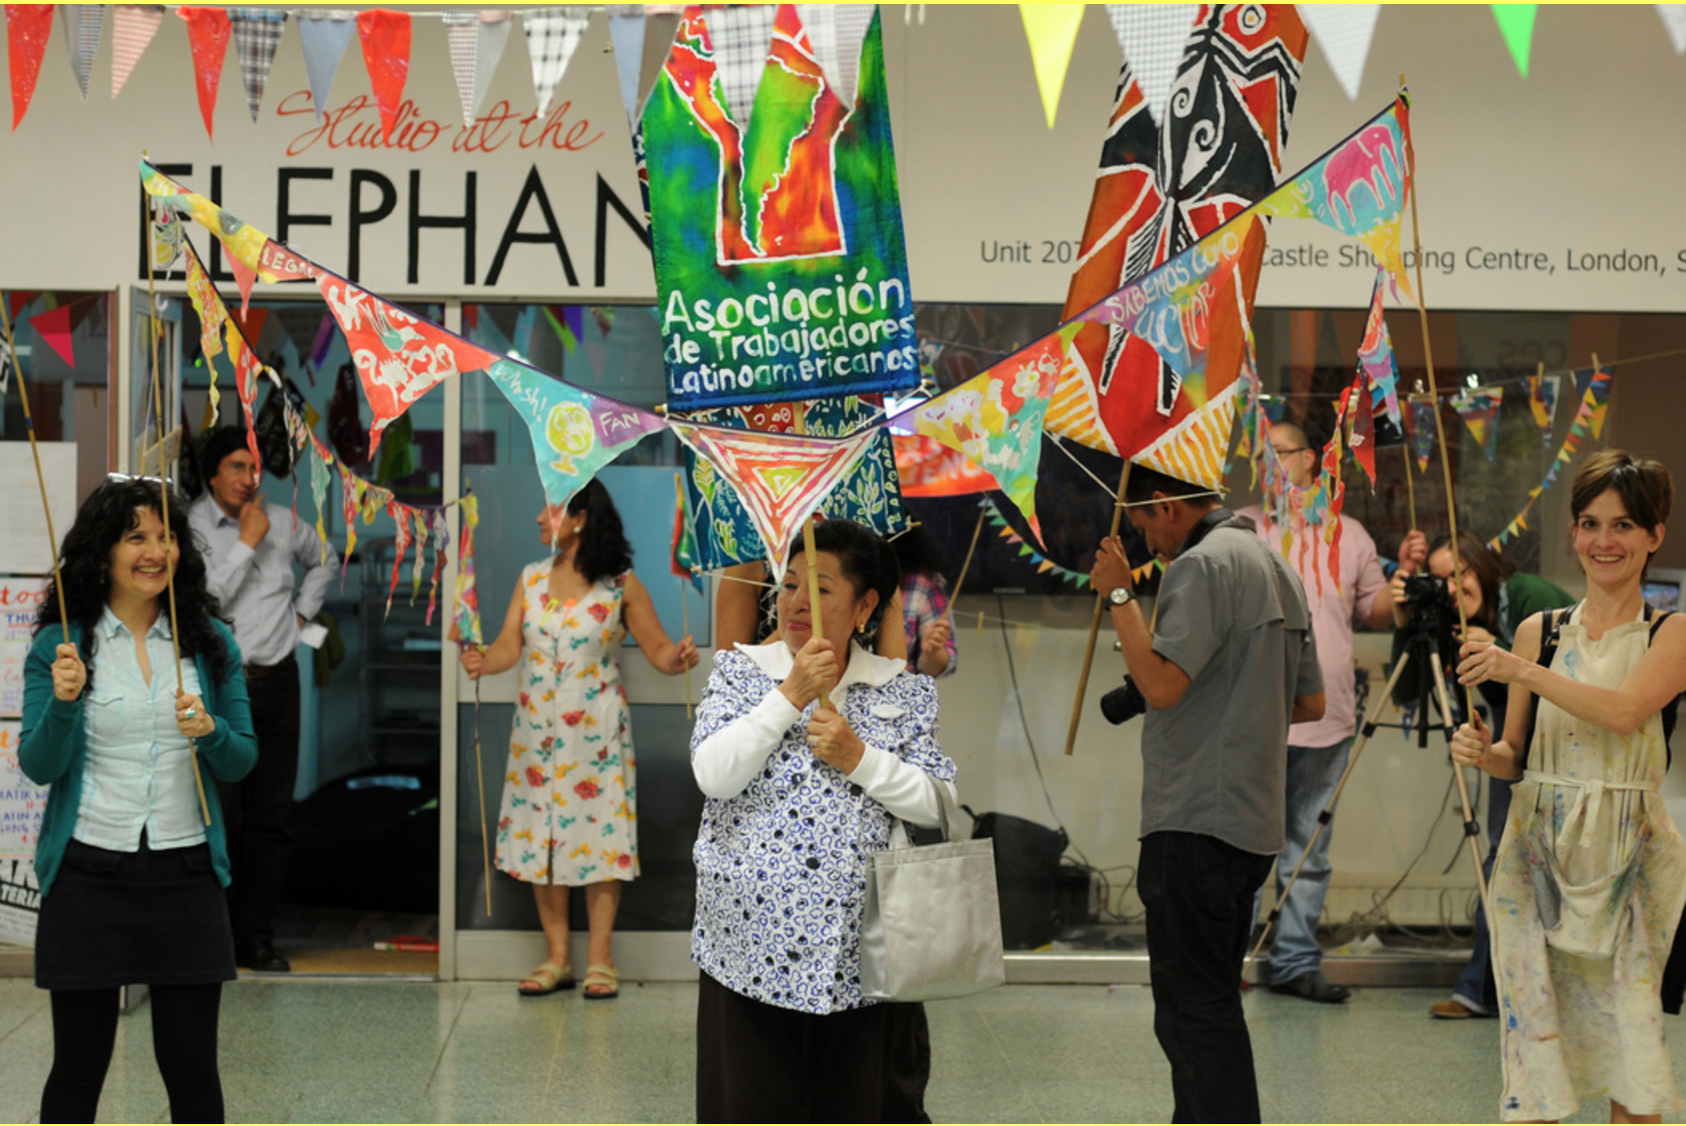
left=1064, top=461, right=1131, bottom=756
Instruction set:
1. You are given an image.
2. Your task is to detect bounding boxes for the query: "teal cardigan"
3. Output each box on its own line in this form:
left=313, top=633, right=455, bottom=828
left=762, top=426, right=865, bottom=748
left=20, top=618, right=259, bottom=896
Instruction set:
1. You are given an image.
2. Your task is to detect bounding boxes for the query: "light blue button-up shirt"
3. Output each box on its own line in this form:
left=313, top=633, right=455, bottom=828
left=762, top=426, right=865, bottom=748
left=189, top=494, right=334, bottom=667
left=73, top=607, right=207, bottom=851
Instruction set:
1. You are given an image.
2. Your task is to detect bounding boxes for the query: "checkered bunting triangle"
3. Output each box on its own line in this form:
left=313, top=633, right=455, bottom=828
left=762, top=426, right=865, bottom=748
left=703, top=4, right=777, bottom=129
left=230, top=9, right=287, bottom=121
left=524, top=8, right=590, bottom=118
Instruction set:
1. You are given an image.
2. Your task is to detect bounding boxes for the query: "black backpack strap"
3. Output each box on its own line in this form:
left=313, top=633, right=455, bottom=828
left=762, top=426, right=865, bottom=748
left=1520, top=605, right=1574, bottom=772
left=1651, top=610, right=1677, bottom=764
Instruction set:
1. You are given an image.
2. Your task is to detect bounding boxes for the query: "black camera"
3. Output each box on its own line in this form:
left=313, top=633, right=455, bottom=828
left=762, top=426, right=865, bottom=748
left=1402, top=572, right=1458, bottom=640
left=1100, top=675, right=1148, bottom=725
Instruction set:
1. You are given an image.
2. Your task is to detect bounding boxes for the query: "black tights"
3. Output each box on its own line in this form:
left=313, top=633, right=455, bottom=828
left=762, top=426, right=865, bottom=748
left=41, top=984, right=225, bottom=1124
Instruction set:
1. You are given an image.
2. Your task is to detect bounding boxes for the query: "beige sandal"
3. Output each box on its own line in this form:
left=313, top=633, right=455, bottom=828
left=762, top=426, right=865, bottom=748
left=518, top=961, right=575, bottom=996
left=582, top=962, right=619, bottom=999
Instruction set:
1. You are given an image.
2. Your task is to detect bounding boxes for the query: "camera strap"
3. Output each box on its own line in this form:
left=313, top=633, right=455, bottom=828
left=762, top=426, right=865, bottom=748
left=1521, top=604, right=1675, bottom=771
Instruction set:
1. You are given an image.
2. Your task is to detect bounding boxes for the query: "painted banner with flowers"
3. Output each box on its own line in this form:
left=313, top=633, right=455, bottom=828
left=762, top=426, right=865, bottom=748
left=645, top=5, right=919, bottom=409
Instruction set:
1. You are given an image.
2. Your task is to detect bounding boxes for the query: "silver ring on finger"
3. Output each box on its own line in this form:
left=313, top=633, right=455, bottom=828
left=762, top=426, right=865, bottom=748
left=183, top=707, right=196, bottom=718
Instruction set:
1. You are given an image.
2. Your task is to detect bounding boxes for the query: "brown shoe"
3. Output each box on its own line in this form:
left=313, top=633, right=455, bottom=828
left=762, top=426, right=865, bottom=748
left=1429, top=998, right=1493, bottom=1019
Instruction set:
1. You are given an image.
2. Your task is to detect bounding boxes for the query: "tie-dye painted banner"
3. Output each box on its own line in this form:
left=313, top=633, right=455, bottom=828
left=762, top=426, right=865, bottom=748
left=485, top=359, right=668, bottom=512
left=317, top=273, right=503, bottom=459
left=892, top=433, right=1001, bottom=498
left=669, top=416, right=881, bottom=579
left=893, top=324, right=1077, bottom=543
left=1259, top=95, right=1414, bottom=299
left=681, top=395, right=905, bottom=572
left=1357, top=268, right=1404, bottom=438
left=141, top=159, right=320, bottom=286
left=645, top=5, right=919, bottom=409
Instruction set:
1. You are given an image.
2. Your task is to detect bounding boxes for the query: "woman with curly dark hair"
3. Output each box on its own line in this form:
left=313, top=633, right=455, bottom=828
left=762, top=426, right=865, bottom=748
left=20, top=476, right=257, bottom=1123
left=458, top=479, right=698, bottom=999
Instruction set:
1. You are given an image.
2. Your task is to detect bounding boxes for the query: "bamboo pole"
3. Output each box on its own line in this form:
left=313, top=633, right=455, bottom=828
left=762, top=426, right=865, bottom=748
left=945, top=501, right=988, bottom=615
left=0, top=296, right=70, bottom=642
left=793, top=406, right=830, bottom=710
left=1064, top=461, right=1132, bottom=755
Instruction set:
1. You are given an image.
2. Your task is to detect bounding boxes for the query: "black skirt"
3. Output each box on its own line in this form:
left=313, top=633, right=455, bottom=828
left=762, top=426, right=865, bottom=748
left=35, top=836, right=237, bottom=991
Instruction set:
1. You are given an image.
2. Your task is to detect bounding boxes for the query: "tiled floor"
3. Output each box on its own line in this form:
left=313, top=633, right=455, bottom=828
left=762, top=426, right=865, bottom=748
left=2, top=976, right=1683, bottom=1123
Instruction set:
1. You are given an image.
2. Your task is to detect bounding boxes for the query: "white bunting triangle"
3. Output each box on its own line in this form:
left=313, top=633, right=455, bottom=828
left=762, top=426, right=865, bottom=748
left=443, top=11, right=512, bottom=127
left=637, top=11, right=680, bottom=119
left=296, top=10, right=358, bottom=123
left=1658, top=5, right=1686, bottom=52
left=60, top=5, right=106, bottom=101
left=797, top=4, right=874, bottom=107
left=1301, top=5, right=1381, bottom=102
left=1107, top=3, right=1194, bottom=128
left=704, top=4, right=777, bottom=130
left=111, top=6, right=164, bottom=100
left=607, top=6, right=646, bottom=136
left=523, top=8, right=589, bottom=118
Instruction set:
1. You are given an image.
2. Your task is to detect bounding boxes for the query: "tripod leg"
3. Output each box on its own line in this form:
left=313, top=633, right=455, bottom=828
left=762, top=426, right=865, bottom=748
left=1428, top=651, right=1491, bottom=911
left=1245, top=649, right=1423, bottom=979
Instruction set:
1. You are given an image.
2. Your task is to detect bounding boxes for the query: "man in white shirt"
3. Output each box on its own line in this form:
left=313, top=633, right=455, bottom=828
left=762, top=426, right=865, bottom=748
left=190, top=427, right=335, bottom=973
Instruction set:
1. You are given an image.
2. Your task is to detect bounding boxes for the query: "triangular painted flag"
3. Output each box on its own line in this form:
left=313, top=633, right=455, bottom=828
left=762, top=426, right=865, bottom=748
left=296, top=10, right=355, bottom=121
left=141, top=160, right=319, bottom=283
left=607, top=6, right=646, bottom=137
left=441, top=9, right=505, bottom=125
left=1493, top=4, right=1537, bottom=78
left=316, top=273, right=503, bottom=458
left=384, top=500, right=411, bottom=617
left=796, top=4, right=873, bottom=107
left=356, top=9, right=410, bottom=144
left=1357, top=268, right=1403, bottom=431
left=703, top=3, right=777, bottom=130
left=894, top=324, right=1077, bottom=545
left=892, top=433, right=1001, bottom=498
left=1349, top=369, right=1377, bottom=487
left=59, top=4, right=103, bottom=101
left=522, top=8, right=588, bottom=119
left=31, top=303, right=74, bottom=367
left=229, top=8, right=286, bottom=122
left=7, top=3, right=53, bottom=130
left=1106, top=4, right=1192, bottom=128
left=1659, top=5, right=1686, bottom=53
left=671, top=472, right=705, bottom=593
left=452, top=495, right=484, bottom=646
left=1260, top=96, right=1414, bottom=299
left=1406, top=396, right=1438, bottom=474
left=1300, top=4, right=1380, bottom=102
left=1527, top=372, right=1559, bottom=445
left=668, top=419, right=880, bottom=581
left=1451, top=386, right=1505, bottom=461
left=1020, top=3, right=1085, bottom=129
left=484, top=358, right=667, bottom=512
left=1571, top=365, right=1596, bottom=402
left=111, top=5, right=164, bottom=100
left=178, top=6, right=231, bottom=141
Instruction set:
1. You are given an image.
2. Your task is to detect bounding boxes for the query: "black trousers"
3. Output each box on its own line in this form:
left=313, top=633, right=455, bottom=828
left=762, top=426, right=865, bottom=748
left=695, top=971, right=928, bottom=1123
left=217, top=656, right=300, bottom=948
left=1139, top=831, right=1275, bottom=1124
left=41, top=983, right=224, bottom=1123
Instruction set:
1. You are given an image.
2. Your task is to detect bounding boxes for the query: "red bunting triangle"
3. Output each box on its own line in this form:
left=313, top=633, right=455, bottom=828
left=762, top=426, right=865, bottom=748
left=178, top=6, right=232, bottom=141
left=5, top=289, right=37, bottom=321
left=228, top=253, right=258, bottom=314
left=31, top=303, right=75, bottom=366
left=356, top=9, right=411, bottom=143
left=7, top=4, right=54, bottom=131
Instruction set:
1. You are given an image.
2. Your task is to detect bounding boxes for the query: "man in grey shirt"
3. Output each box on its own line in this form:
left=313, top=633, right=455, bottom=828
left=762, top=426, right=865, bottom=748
left=1092, top=463, right=1324, bottom=1123
left=190, top=427, right=335, bottom=973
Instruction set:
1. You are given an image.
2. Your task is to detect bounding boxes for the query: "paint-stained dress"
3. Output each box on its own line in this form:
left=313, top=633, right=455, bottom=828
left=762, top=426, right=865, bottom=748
left=495, top=564, right=638, bottom=887
left=1493, top=605, right=1686, bottom=1121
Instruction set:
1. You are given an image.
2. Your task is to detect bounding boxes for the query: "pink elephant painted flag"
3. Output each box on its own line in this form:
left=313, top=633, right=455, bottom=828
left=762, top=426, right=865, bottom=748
left=667, top=418, right=880, bottom=579
left=644, top=5, right=919, bottom=409
left=484, top=358, right=668, bottom=512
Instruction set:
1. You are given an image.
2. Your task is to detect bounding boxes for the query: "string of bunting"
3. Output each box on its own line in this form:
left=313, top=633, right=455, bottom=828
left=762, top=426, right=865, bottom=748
left=981, top=495, right=1158, bottom=590
left=1488, top=366, right=1613, bottom=551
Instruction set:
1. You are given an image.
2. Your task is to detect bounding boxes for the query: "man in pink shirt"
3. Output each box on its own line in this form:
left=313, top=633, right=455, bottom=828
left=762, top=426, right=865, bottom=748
left=1237, top=421, right=1400, bottom=1002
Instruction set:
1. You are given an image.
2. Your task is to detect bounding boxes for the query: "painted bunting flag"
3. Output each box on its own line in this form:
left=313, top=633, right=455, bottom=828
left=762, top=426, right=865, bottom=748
left=892, top=433, right=1001, bottom=498
left=386, top=500, right=412, bottom=616
left=1046, top=5, right=1306, bottom=486
left=141, top=160, right=320, bottom=284
left=484, top=358, right=668, bottom=512
left=671, top=472, right=705, bottom=594
left=410, top=508, right=430, bottom=604
left=1451, top=386, right=1505, bottom=461
left=893, top=324, right=1078, bottom=544
left=669, top=417, right=881, bottom=580
left=1527, top=372, right=1559, bottom=444
left=645, top=5, right=919, bottom=409
left=681, top=394, right=905, bottom=572
left=317, top=273, right=502, bottom=458
left=427, top=509, right=451, bottom=626
left=178, top=6, right=231, bottom=140
left=1357, top=268, right=1404, bottom=438
left=306, top=430, right=334, bottom=563
left=1259, top=95, right=1414, bottom=298
left=453, top=495, right=484, bottom=646
left=183, top=244, right=227, bottom=424
left=1490, top=366, right=1615, bottom=550
left=1406, top=395, right=1438, bottom=473
left=1348, top=367, right=1377, bottom=487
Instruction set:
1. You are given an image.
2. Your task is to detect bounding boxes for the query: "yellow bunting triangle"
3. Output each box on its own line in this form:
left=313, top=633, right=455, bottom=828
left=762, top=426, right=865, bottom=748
left=1019, top=3, right=1085, bottom=128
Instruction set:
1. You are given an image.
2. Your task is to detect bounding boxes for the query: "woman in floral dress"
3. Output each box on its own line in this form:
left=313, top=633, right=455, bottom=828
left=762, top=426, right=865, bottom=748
left=461, top=481, right=697, bottom=999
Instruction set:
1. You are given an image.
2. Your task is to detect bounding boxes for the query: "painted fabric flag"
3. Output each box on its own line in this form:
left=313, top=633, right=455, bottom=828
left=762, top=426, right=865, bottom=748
left=1491, top=367, right=1616, bottom=551
left=141, top=160, right=320, bottom=283
left=484, top=358, right=668, bottom=511
left=1259, top=95, right=1414, bottom=298
left=453, top=495, right=484, bottom=646
left=1046, top=4, right=1307, bottom=481
left=681, top=394, right=906, bottom=572
left=892, top=433, right=1000, bottom=498
left=1348, top=367, right=1377, bottom=487
left=1451, top=386, right=1505, bottom=461
left=385, top=500, right=413, bottom=616
left=893, top=324, right=1077, bottom=544
left=1357, top=268, right=1404, bottom=442
left=644, top=5, right=919, bottom=409
left=8, top=3, right=54, bottom=129
left=671, top=472, right=705, bottom=594
left=317, top=274, right=502, bottom=458
left=669, top=417, right=881, bottom=579
left=1406, top=395, right=1438, bottom=473
left=1527, top=372, right=1560, bottom=444
left=183, top=243, right=226, bottom=423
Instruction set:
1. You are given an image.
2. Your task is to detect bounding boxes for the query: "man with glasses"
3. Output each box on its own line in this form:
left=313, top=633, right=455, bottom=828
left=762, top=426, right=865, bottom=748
left=1235, top=421, right=1400, bottom=1003
left=190, top=427, right=335, bottom=973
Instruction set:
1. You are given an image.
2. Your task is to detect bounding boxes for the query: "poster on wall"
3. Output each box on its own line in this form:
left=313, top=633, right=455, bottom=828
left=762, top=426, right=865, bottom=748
left=0, top=444, right=77, bottom=575
left=645, top=6, right=920, bottom=409
left=1, top=578, right=50, bottom=717
left=0, top=718, right=47, bottom=948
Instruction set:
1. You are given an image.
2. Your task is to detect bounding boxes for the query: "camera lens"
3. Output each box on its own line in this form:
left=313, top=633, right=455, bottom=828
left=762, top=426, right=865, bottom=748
left=1100, top=676, right=1148, bottom=725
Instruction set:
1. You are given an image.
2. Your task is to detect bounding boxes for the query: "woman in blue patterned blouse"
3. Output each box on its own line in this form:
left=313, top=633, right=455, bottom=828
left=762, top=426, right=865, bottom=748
left=689, top=519, right=958, bottom=1122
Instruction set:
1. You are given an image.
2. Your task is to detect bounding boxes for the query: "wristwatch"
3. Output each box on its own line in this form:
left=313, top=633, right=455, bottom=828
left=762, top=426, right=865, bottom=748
left=1107, top=586, right=1134, bottom=608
